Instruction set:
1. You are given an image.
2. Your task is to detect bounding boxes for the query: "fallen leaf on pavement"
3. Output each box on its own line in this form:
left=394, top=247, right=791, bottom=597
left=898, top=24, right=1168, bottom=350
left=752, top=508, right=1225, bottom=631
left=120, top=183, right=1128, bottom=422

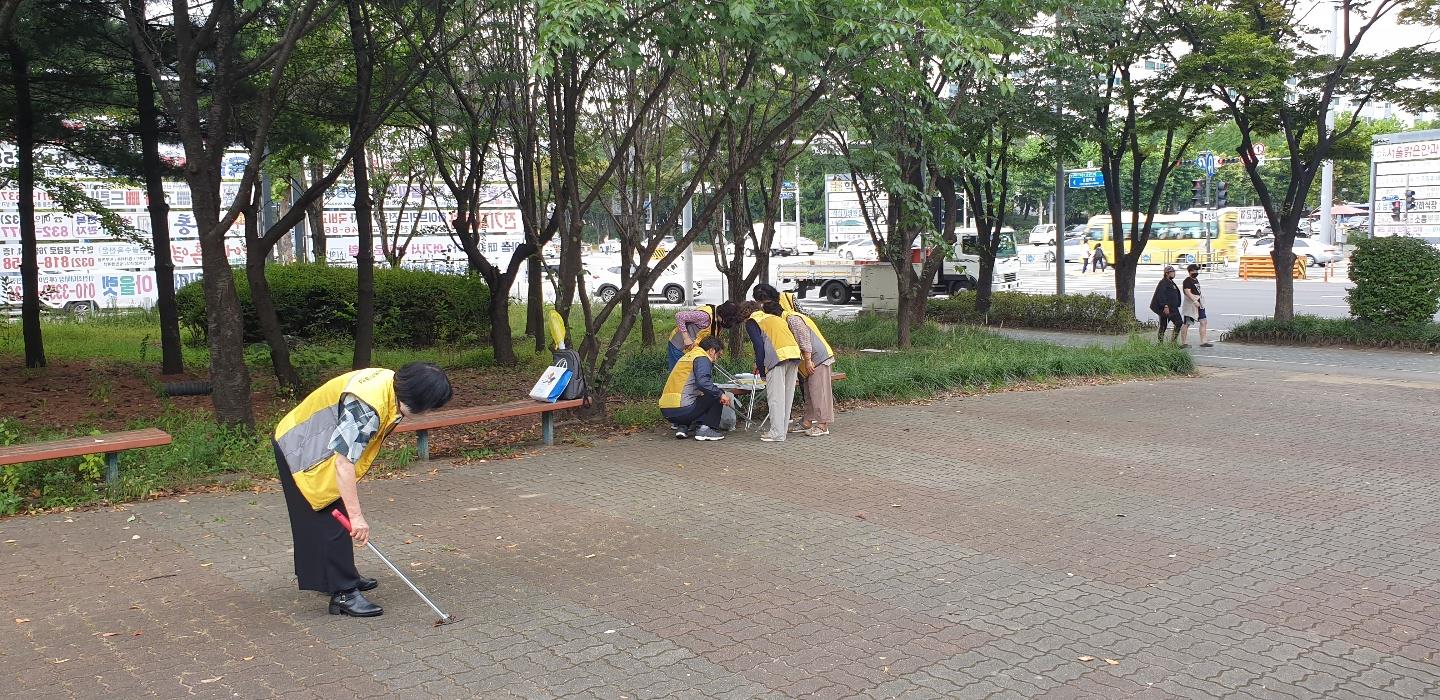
left=15, top=618, right=30, bottom=624
left=51, top=659, right=69, bottom=664
left=854, top=512, right=868, bottom=520
left=243, top=657, right=254, bottom=661
left=1077, top=656, right=1094, bottom=662
left=1104, top=659, right=1120, bottom=665
left=200, top=563, right=212, bottom=567
left=130, top=535, right=140, bottom=540
left=403, top=540, right=412, bottom=544
left=177, top=499, right=188, bottom=503
left=126, top=515, right=136, bottom=522
left=95, top=632, right=119, bottom=637
left=4, top=540, right=15, bottom=544
left=199, top=676, right=222, bottom=683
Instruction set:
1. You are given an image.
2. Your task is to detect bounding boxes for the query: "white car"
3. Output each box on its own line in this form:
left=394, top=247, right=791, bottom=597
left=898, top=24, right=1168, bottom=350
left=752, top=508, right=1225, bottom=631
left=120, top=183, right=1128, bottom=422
left=1028, top=224, right=1057, bottom=245
left=590, top=262, right=699, bottom=304
left=1246, top=237, right=1342, bottom=266
left=1057, top=236, right=1089, bottom=263
left=793, top=237, right=819, bottom=256
left=836, top=238, right=880, bottom=260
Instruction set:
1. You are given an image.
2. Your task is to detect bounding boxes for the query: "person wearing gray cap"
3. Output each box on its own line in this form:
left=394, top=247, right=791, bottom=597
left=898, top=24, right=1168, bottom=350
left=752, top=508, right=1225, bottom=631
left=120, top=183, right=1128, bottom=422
left=1149, top=265, right=1183, bottom=344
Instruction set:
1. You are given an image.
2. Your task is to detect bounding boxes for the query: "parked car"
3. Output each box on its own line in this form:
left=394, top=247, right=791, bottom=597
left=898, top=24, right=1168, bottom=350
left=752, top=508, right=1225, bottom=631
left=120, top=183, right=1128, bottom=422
left=793, top=237, right=819, bottom=256
left=590, top=262, right=699, bottom=304
left=1028, top=223, right=1058, bottom=245
left=836, top=238, right=880, bottom=260
left=1245, top=237, right=1342, bottom=266
left=1065, top=223, right=1088, bottom=238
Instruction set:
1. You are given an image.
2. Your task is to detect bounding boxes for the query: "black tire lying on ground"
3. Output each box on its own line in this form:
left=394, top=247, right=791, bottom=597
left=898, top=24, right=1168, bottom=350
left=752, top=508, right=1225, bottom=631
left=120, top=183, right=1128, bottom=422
left=162, top=381, right=213, bottom=397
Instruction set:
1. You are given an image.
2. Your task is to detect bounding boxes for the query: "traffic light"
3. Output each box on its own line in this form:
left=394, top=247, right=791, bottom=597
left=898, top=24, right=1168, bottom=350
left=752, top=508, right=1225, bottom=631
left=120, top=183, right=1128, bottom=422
left=1192, top=179, right=1204, bottom=208
left=1392, top=200, right=1403, bottom=221
left=1406, top=190, right=1417, bottom=211
left=1215, top=181, right=1228, bottom=208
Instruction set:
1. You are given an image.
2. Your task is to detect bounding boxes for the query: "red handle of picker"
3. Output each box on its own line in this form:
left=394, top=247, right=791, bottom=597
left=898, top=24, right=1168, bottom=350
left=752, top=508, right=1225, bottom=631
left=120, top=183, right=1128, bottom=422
left=331, top=509, right=353, bottom=533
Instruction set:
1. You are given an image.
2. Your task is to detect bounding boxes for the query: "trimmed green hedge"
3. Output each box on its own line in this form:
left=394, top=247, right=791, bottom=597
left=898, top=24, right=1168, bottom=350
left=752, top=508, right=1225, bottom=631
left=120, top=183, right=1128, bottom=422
left=1226, top=315, right=1440, bottom=350
left=176, top=264, right=490, bottom=347
left=927, top=291, right=1140, bottom=333
left=1347, top=236, right=1440, bottom=326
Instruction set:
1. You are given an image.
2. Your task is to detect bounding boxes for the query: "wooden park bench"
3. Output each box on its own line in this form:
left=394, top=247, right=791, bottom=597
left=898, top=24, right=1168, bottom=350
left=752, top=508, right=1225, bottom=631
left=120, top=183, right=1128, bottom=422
left=0, top=428, right=173, bottom=485
left=393, top=398, right=586, bottom=460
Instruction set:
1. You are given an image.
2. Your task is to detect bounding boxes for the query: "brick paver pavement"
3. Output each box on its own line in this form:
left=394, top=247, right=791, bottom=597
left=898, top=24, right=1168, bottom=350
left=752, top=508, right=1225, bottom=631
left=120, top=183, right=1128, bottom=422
left=4, top=365, right=1440, bottom=699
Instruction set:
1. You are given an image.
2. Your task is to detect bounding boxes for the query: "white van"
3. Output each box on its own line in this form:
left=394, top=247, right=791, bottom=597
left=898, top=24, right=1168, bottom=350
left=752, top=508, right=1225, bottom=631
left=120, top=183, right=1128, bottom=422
left=1028, top=224, right=1057, bottom=245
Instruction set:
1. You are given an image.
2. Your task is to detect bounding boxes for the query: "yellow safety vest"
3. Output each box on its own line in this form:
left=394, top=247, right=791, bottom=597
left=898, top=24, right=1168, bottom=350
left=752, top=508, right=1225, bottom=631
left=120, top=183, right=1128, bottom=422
left=750, top=310, right=802, bottom=369
left=668, top=304, right=716, bottom=351
left=274, top=368, right=400, bottom=511
left=658, top=346, right=709, bottom=409
left=782, top=309, right=833, bottom=376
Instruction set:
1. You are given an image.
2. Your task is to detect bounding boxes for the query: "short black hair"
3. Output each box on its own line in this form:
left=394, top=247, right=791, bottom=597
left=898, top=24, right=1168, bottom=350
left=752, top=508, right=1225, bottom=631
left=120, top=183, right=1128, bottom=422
left=752, top=283, right=780, bottom=302
left=761, top=300, right=784, bottom=316
left=1187, top=264, right=1200, bottom=272
left=698, top=336, right=724, bottom=352
left=395, top=362, right=453, bottom=414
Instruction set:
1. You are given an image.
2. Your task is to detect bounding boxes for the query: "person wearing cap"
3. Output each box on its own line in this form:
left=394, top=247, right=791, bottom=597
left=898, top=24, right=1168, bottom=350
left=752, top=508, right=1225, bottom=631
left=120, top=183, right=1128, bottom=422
left=1149, top=266, right=1183, bottom=344
left=272, top=362, right=453, bottom=618
left=1180, top=263, right=1213, bottom=348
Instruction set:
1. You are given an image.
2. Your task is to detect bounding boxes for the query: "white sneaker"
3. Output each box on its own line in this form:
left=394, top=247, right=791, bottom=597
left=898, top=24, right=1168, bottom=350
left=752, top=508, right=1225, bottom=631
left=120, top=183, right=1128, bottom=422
left=759, top=435, right=783, bottom=442
left=805, top=426, right=830, bottom=437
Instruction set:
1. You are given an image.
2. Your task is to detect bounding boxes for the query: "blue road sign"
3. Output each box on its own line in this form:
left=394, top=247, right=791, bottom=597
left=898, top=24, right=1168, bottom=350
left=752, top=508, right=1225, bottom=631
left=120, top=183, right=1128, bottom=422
left=1067, top=170, right=1105, bottom=189
left=1196, top=152, right=1218, bottom=177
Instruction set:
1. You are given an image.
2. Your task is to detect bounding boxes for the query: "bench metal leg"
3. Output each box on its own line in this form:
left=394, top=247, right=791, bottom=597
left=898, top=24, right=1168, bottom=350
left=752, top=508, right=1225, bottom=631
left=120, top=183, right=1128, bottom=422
left=105, top=453, right=119, bottom=486
left=417, top=430, right=430, bottom=461
left=542, top=412, right=554, bottom=446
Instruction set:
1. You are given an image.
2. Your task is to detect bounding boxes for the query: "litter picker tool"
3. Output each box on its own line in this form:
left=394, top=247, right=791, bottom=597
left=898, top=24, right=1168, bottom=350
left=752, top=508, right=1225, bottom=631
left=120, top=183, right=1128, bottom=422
left=331, top=510, right=459, bottom=626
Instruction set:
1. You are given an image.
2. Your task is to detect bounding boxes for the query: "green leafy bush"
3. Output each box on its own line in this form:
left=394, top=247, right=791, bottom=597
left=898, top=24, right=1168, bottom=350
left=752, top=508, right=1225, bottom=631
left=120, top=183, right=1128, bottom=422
left=927, top=291, right=1139, bottom=333
left=176, top=264, right=490, bottom=347
left=1226, top=315, right=1440, bottom=350
left=1347, top=236, right=1440, bottom=326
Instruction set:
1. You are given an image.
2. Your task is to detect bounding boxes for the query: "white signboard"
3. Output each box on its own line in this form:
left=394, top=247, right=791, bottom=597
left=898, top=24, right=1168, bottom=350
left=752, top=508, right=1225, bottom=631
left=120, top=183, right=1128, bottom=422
left=824, top=174, right=888, bottom=245
left=1371, top=131, right=1440, bottom=237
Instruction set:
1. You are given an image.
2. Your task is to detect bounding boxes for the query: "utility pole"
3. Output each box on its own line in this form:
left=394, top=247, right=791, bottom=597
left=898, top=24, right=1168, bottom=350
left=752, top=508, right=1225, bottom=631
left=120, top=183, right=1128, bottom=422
left=1317, top=0, right=1341, bottom=246
left=1052, top=11, right=1066, bottom=296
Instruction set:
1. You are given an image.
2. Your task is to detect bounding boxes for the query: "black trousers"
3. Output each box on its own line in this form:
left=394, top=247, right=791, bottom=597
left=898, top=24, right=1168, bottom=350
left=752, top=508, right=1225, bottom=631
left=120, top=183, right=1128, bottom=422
left=1158, top=310, right=1183, bottom=339
left=662, top=395, right=724, bottom=430
left=274, top=442, right=362, bottom=594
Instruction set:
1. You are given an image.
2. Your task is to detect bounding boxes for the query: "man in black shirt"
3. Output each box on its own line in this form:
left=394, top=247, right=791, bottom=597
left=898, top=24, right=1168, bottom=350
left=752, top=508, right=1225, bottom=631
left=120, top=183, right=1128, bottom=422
left=1149, top=265, right=1183, bottom=344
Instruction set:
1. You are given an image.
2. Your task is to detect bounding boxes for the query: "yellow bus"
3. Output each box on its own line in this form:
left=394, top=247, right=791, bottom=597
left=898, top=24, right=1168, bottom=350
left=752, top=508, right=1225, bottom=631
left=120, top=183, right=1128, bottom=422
left=1084, top=211, right=1240, bottom=265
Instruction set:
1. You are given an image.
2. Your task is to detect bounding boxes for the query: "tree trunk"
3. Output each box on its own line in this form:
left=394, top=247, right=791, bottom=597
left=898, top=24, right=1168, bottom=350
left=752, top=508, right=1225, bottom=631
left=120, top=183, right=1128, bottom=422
left=131, top=25, right=182, bottom=374
left=1114, top=256, right=1138, bottom=319
left=8, top=43, right=43, bottom=368
left=246, top=222, right=302, bottom=390
left=347, top=0, right=374, bottom=369
left=308, top=160, right=326, bottom=264
left=527, top=253, right=543, bottom=351
left=190, top=183, right=256, bottom=428
left=639, top=294, right=655, bottom=347
left=975, top=254, right=995, bottom=312
left=352, top=146, right=375, bottom=369
left=488, top=273, right=516, bottom=365
left=1272, top=248, right=1295, bottom=321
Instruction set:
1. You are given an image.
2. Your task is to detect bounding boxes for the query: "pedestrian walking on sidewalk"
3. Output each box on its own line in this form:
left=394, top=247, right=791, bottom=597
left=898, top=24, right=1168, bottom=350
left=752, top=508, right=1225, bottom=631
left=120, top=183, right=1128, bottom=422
left=1092, top=244, right=1108, bottom=272
left=1149, top=265, right=1183, bottom=344
left=1180, top=263, right=1213, bottom=348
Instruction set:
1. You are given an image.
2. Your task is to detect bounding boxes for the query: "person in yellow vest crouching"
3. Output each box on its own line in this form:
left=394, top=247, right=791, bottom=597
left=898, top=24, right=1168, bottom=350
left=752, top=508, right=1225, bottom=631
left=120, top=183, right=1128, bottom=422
left=659, top=336, right=732, bottom=441
left=272, top=362, right=453, bottom=618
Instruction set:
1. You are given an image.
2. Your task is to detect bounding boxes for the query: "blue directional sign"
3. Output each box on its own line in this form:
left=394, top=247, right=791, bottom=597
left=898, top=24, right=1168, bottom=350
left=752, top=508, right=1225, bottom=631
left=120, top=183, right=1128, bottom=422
left=1067, top=170, right=1105, bottom=189
left=1196, top=151, right=1218, bottom=177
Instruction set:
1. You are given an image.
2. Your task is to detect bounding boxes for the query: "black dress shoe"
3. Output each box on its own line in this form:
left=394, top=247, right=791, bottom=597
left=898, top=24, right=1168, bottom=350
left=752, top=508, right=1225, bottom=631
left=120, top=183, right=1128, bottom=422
left=329, top=589, right=383, bottom=617
left=357, top=576, right=378, bottom=592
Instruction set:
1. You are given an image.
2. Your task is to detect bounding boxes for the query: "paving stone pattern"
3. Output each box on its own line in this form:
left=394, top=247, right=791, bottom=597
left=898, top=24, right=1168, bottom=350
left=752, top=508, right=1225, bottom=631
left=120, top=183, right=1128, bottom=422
left=4, top=366, right=1440, bottom=698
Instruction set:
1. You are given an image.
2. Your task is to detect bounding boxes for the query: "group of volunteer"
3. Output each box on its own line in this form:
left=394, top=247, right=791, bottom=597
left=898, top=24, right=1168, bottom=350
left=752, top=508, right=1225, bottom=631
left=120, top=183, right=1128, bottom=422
left=659, top=283, right=836, bottom=443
